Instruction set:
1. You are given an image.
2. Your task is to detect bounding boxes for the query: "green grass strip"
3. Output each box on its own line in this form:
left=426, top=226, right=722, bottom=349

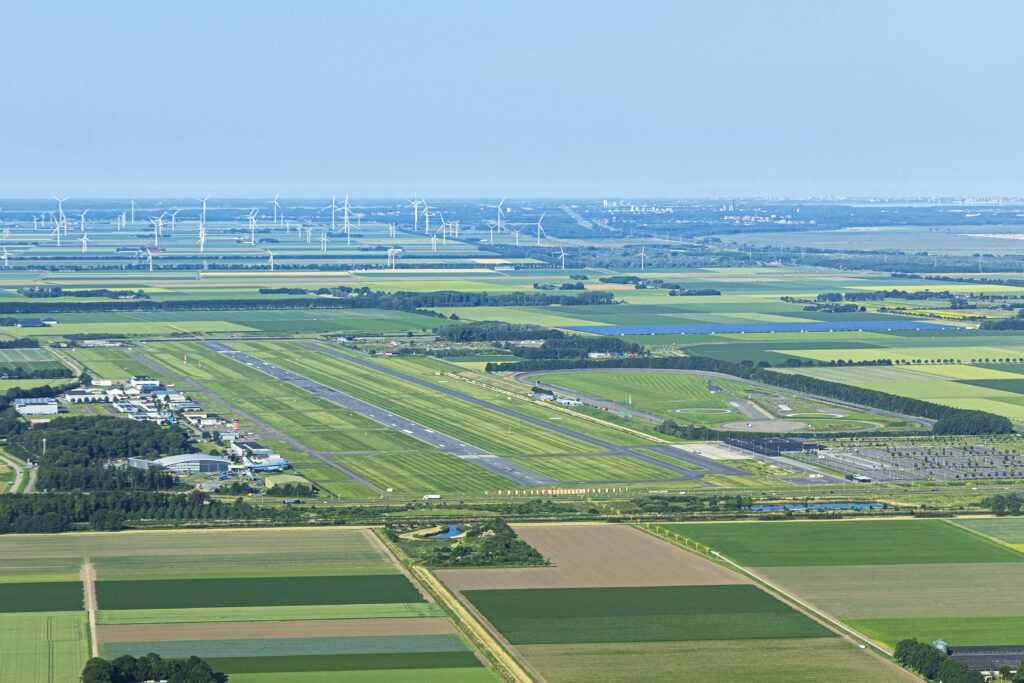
left=206, top=651, right=483, bottom=674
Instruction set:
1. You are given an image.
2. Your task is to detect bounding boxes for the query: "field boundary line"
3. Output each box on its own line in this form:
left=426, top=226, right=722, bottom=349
left=630, top=523, right=916, bottom=677
left=80, top=557, right=98, bottom=658
left=374, top=530, right=535, bottom=683
left=943, top=517, right=1024, bottom=554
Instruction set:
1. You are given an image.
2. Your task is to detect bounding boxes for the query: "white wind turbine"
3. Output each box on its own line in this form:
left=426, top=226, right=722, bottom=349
left=510, top=226, right=524, bottom=247
left=305, top=226, right=313, bottom=244
left=147, top=251, right=154, bottom=272
left=268, top=193, right=281, bottom=224
left=196, top=195, right=210, bottom=227
left=197, top=223, right=207, bottom=253
left=130, top=199, right=136, bottom=224
left=342, top=195, right=352, bottom=244
left=320, top=231, right=328, bottom=253
left=168, top=209, right=180, bottom=232
left=639, top=245, right=647, bottom=271
left=558, top=246, right=568, bottom=271
left=76, top=209, right=89, bottom=231
left=246, top=209, right=258, bottom=245
left=52, top=224, right=62, bottom=247
left=149, top=217, right=161, bottom=246
left=2, top=246, right=9, bottom=268
left=53, top=196, right=68, bottom=228
left=388, top=223, right=396, bottom=238
left=430, top=233, right=438, bottom=252
left=535, top=213, right=547, bottom=246
left=322, top=195, right=340, bottom=232
left=265, top=249, right=275, bottom=271
left=80, top=233, right=89, bottom=253
left=386, top=247, right=401, bottom=270
left=408, top=197, right=423, bottom=232
left=421, top=199, right=431, bottom=235
left=486, top=198, right=507, bottom=242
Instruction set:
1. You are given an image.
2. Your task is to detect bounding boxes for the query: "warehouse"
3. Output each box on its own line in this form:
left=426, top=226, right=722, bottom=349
left=128, top=453, right=231, bottom=474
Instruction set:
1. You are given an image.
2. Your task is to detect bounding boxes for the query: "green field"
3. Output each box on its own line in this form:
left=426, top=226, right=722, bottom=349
left=505, top=455, right=678, bottom=482
left=337, top=452, right=519, bottom=495
left=224, top=669, right=496, bottom=683
left=847, top=615, right=1024, bottom=649
left=952, top=517, right=1024, bottom=544
left=206, top=651, right=485, bottom=675
left=0, top=612, right=88, bottom=683
left=103, top=633, right=469, bottom=659
left=0, top=582, right=84, bottom=612
left=665, top=519, right=1024, bottom=566
left=463, top=585, right=831, bottom=644
left=97, top=602, right=444, bottom=625
left=97, top=574, right=424, bottom=610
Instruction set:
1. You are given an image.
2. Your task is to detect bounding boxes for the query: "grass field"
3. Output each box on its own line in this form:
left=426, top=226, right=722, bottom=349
left=204, top=651, right=485, bottom=675
left=337, top=452, right=519, bottom=495
left=223, top=669, right=496, bottom=682
left=952, top=517, right=1024, bottom=544
left=97, top=602, right=444, bottom=625
left=0, top=612, right=88, bottom=683
left=96, top=574, right=424, bottom=610
left=664, top=519, right=1024, bottom=566
left=505, top=456, right=678, bottom=482
left=463, top=585, right=831, bottom=644
left=0, top=582, right=84, bottom=612
left=847, top=615, right=1024, bottom=649
left=102, top=633, right=470, bottom=659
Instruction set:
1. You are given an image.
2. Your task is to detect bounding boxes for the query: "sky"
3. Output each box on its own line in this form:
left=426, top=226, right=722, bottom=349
left=1, top=1, right=1022, bottom=198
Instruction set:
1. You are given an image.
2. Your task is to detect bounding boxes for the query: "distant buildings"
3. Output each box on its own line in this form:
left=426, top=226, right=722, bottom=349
left=127, top=453, right=231, bottom=474
left=13, top=398, right=58, bottom=416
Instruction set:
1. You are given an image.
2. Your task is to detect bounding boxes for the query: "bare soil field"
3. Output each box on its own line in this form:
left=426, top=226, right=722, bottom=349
left=437, top=523, right=747, bottom=591
left=98, top=616, right=455, bottom=642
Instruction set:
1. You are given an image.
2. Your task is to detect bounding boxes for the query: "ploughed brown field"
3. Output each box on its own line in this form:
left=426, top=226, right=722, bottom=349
left=437, top=523, right=747, bottom=591
left=97, top=616, right=456, bottom=642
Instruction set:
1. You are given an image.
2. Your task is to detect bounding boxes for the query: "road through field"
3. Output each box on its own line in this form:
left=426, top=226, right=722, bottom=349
left=197, top=342, right=556, bottom=487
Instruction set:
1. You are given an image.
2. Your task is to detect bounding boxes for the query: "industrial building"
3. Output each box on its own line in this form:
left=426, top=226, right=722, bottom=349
left=13, top=398, right=59, bottom=416
left=127, top=453, right=231, bottom=474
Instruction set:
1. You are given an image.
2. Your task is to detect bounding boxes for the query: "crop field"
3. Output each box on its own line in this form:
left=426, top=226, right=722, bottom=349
left=953, top=517, right=1024, bottom=545
left=0, top=527, right=495, bottom=681
left=464, top=584, right=831, bottom=644
left=664, top=519, right=1024, bottom=567
left=505, top=455, right=677, bottom=482
left=233, top=341, right=596, bottom=455
left=336, top=452, right=519, bottom=495
left=65, top=346, right=163, bottom=380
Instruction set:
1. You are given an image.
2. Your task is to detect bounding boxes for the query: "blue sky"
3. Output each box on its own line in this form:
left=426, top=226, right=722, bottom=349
left=1, top=1, right=1021, bottom=198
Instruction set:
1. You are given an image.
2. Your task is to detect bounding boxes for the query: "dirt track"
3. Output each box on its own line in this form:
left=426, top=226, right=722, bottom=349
left=98, top=616, right=455, bottom=642
left=437, top=524, right=747, bottom=591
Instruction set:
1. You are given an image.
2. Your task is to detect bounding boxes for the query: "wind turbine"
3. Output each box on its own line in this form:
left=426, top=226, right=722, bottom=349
left=130, top=199, right=136, bottom=224
left=305, top=226, right=313, bottom=244
left=265, top=249, right=275, bottom=271
left=149, top=217, right=161, bottom=246
left=33, top=216, right=38, bottom=230
left=2, top=246, right=9, bottom=268
left=197, top=223, right=207, bottom=253
left=386, top=247, right=401, bottom=270
left=118, top=212, right=126, bottom=231
left=342, top=194, right=352, bottom=244
left=196, top=195, right=209, bottom=226
left=168, top=209, right=180, bottom=232
left=408, top=197, right=423, bottom=232
left=437, top=213, right=448, bottom=245
left=76, top=209, right=89, bottom=231
left=320, top=231, right=328, bottom=253
left=486, top=198, right=507, bottom=241
left=147, top=251, right=154, bottom=272
left=322, top=195, right=340, bottom=232
left=558, top=246, right=568, bottom=271
left=421, top=199, right=431, bottom=235
left=53, top=196, right=68, bottom=227
left=535, top=213, right=547, bottom=246
left=639, top=245, right=647, bottom=271
left=268, top=193, right=280, bottom=224
left=80, top=233, right=89, bottom=254
left=52, top=225, right=61, bottom=247
left=245, top=209, right=257, bottom=245
left=2, top=226, right=9, bottom=241
left=430, top=233, right=438, bottom=252
left=388, top=223, right=396, bottom=238
left=511, top=226, right=524, bottom=246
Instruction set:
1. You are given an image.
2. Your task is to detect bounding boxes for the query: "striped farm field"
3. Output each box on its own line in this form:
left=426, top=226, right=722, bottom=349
left=233, top=341, right=594, bottom=455
left=953, top=517, right=1024, bottom=544
left=223, top=669, right=496, bottom=683
left=96, top=574, right=425, bottom=610
left=102, top=633, right=469, bottom=659
left=97, top=602, right=445, bottom=625
left=0, top=612, right=89, bottom=683
left=336, top=452, right=519, bottom=495
left=505, top=456, right=678, bottom=482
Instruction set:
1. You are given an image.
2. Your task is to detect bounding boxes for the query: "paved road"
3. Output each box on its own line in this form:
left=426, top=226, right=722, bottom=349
left=198, top=342, right=556, bottom=487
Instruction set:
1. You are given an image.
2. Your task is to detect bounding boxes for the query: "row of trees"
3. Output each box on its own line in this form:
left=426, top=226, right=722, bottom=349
left=435, top=321, right=565, bottom=342
left=19, top=286, right=148, bottom=299
left=489, top=355, right=1013, bottom=434
left=82, top=653, right=218, bottom=683
left=982, top=493, right=1024, bottom=516
left=510, top=336, right=644, bottom=360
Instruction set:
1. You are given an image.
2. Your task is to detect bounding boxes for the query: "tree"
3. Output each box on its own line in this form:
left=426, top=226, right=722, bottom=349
left=80, top=657, right=114, bottom=683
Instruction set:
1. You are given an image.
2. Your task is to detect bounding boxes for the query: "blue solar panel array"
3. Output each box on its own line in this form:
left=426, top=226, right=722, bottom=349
left=562, top=320, right=961, bottom=336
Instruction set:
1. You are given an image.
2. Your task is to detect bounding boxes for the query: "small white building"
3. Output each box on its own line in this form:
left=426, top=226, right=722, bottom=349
left=129, top=376, right=161, bottom=390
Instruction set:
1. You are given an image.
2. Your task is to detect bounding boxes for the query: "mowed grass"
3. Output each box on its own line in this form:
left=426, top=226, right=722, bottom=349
left=847, top=615, right=1024, bottom=649
left=97, top=602, right=444, bottom=625
left=234, top=342, right=594, bottom=456
left=65, top=347, right=161, bottom=380
left=96, top=574, right=424, bottom=611
left=954, top=517, right=1024, bottom=544
left=505, top=456, right=678, bottom=482
left=338, top=452, right=519, bottom=495
left=0, top=612, right=89, bottom=683
left=516, top=638, right=911, bottom=683
left=0, top=582, right=83, bottom=613
left=530, top=371, right=739, bottom=425
left=665, top=520, right=1024, bottom=567
left=463, top=585, right=831, bottom=644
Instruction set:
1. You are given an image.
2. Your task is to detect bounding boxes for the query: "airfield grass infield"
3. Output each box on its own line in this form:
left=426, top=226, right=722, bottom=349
left=0, top=528, right=492, bottom=682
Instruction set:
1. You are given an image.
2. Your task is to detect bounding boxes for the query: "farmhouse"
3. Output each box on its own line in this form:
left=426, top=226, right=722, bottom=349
left=128, top=453, right=231, bottom=474
left=13, top=398, right=59, bottom=416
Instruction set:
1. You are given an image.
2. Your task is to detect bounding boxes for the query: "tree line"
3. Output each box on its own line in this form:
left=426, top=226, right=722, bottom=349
left=489, top=355, right=1013, bottom=434
left=19, top=286, right=148, bottom=299
left=508, top=336, right=644, bottom=360
left=893, top=639, right=985, bottom=683
left=81, top=653, right=219, bottom=683
left=434, top=321, right=566, bottom=342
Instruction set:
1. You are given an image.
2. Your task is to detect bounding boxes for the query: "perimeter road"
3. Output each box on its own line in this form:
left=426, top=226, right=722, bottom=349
left=197, top=342, right=556, bottom=487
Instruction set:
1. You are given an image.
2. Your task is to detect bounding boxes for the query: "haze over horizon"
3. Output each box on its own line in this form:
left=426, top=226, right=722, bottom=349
left=2, top=1, right=1022, bottom=199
